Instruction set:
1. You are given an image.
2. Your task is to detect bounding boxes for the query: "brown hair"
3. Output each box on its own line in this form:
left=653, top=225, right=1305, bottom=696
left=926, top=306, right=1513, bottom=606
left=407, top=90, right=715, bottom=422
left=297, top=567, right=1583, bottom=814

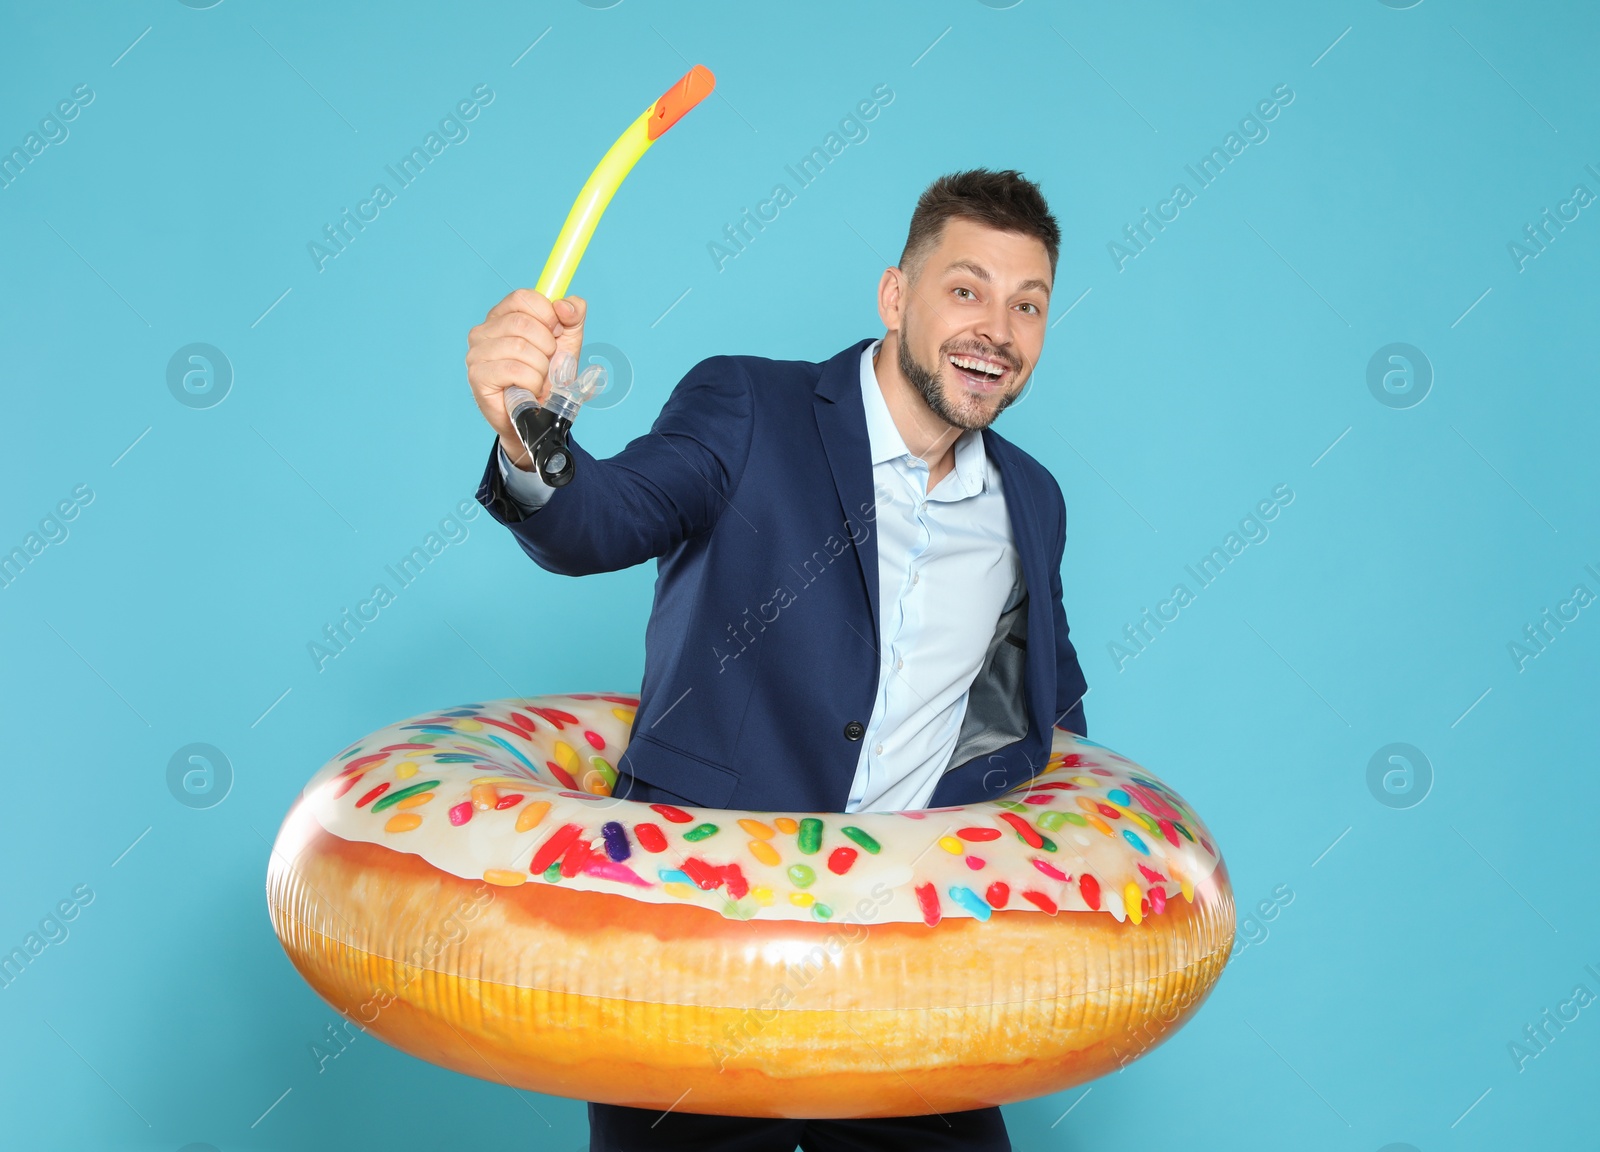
left=899, top=168, right=1060, bottom=285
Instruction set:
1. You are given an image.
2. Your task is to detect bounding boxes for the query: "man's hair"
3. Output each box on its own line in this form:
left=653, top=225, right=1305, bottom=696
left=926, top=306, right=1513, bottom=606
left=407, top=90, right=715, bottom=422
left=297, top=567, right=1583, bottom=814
left=899, top=168, right=1060, bottom=286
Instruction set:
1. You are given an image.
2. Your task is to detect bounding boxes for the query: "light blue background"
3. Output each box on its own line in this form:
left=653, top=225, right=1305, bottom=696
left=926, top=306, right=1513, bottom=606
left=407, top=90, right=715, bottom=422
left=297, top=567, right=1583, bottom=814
left=2, top=1, right=1595, bottom=1149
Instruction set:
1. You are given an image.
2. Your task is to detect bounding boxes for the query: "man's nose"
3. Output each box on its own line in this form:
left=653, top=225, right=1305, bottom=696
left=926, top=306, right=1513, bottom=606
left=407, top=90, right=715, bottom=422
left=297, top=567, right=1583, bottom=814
left=973, top=303, right=1014, bottom=359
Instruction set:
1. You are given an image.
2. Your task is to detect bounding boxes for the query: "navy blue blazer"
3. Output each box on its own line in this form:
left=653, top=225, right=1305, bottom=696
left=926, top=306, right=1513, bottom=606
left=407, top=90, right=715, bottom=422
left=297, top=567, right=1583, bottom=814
left=475, top=337, right=1088, bottom=812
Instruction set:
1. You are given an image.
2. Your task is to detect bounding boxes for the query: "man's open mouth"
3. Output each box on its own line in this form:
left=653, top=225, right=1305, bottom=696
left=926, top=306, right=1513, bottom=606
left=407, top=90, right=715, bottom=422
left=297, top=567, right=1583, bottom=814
left=948, top=353, right=1009, bottom=390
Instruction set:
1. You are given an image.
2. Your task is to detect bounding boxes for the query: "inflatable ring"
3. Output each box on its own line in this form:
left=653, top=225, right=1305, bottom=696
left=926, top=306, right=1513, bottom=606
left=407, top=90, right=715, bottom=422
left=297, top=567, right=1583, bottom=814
left=266, top=693, right=1235, bottom=1118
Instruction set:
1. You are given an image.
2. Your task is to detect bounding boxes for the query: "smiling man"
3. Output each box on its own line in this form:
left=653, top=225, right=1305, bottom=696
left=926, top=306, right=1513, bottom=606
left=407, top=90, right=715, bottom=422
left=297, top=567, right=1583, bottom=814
left=469, top=168, right=1089, bottom=1151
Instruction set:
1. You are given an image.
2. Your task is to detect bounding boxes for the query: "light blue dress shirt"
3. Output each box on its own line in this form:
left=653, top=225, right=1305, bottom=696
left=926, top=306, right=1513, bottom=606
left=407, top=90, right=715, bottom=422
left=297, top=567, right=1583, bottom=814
left=495, top=339, right=1022, bottom=812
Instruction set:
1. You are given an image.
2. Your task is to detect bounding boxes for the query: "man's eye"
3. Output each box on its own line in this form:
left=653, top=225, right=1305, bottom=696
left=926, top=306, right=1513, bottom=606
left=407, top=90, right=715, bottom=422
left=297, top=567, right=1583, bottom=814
left=953, top=286, right=975, bottom=299
left=1018, top=302, right=1039, bottom=314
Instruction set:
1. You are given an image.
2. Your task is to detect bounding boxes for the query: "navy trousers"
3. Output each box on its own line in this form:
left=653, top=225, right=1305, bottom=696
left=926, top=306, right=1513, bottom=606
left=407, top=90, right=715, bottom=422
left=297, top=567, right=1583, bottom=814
left=587, top=1103, right=1011, bottom=1151
left=590, top=772, right=1010, bottom=1151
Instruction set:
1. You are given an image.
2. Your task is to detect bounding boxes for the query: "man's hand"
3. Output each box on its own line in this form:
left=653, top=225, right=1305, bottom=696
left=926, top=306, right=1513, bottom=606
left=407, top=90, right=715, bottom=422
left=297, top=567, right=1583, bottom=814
left=466, top=288, right=587, bottom=471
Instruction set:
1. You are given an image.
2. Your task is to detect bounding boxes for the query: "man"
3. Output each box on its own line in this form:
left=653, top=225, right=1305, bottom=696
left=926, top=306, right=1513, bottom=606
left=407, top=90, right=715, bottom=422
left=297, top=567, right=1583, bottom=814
left=468, top=169, right=1089, bottom=1151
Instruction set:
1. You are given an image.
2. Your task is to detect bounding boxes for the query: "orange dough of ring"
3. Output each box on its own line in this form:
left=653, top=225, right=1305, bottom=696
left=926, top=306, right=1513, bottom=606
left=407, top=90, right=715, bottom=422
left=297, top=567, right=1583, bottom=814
left=266, top=693, right=1235, bottom=1118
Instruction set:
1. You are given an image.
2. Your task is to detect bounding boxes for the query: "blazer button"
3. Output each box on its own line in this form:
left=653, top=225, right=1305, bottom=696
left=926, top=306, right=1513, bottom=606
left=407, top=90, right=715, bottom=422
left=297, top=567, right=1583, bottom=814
left=843, top=720, right=865, bottom=740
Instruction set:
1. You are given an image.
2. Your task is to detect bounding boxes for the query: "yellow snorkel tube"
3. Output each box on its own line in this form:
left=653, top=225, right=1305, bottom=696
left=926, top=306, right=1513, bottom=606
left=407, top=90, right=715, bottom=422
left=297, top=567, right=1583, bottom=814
left=534, top=63, right=716, bottom=299
left=504, top=64, right=715, bottom=487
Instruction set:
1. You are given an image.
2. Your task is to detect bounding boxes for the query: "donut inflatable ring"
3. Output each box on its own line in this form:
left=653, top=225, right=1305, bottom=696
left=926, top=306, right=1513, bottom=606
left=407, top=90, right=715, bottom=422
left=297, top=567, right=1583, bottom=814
left=266, top=693, right=1234, bottom=1118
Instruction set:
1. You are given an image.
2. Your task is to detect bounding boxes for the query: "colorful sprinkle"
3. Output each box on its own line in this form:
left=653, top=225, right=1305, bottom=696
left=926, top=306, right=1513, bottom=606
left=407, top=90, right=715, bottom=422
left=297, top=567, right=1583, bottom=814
left=1079, top=873, right=1102, bottom=911
left=965, top=855, right=986, bottom=870
left=1121, top=829, right=1150, bottom=855
left=650, top=804, right=693, bottom=824
left=395, top=791, right=434, bottom=809
left=1031, top=857, right=1069, bottom=882
left=634, top=822, right=668, bottom=853
left=1021, top=889, right=1058, bottom=914
left=449, top=801, right=474, bottom=826
left=956, top=827, right=1002, bottom=842
left=601, top=821, right=631, bottom=861
left=1037, top=811, right=1069, bottom=832
left=797, top=818, right=823, bottom=855
left=840, top=826, right=881, bottom=854
left=558, top=838, right=593, bottom=878
left=514, top=800, right=552, bottom=833
left=774, top=817, right=800, bottom=834
left=482, top=869, right=526, bottom=886
left=394, top=760, right=419, bottom=779
left=680, top=857, right=722, bottom=890
left=544, top=760, right=578, bottom=790
left=339, top=752, right=388, bottom=774
left=938, top=836, right=964, bottom=855
left=355, top=782, right=390, bottom=808
left=915, top=882, right=941, bottom=927
left=720, top=864, right=750, bottom=900
left=787, top=864, right=816, bottom=889
left=384, top=813, right=422, bottom=833
left=494, top=793, right=524, bottom=810
left=986, top=882, right=1010, bottom=909
left=530, top=824, right=584, bottom=874
left=739, top=818, right=775, bottom=840
left=470, top=783, right=499, bottom=810
left=583, top=755, right=616, bottom=794
left=657, top=868, right=692, bottom=886
left=583, top=859, right=651, bottom=889
left=1148, top=885, right=1167, bottom=915
left=997, top=811, right=1044, bottom=849
left=683, top=822, right=720, bottom=843
left=751, top=886, right=774, bottom=906
left=827, top=847, right=858, bottom=875
left=583, top=729, right=606, bottom=750
left=371, top=780, right=440, bottom=813
left=749, top=839, right=781, bottom=867
left=812, top=903, right=833, bottom=921
left=789, top=892, right=815, bottom=907
left=1124, top=882, right=1144, bottom=924
left=948, top=885, right=991, bottom=921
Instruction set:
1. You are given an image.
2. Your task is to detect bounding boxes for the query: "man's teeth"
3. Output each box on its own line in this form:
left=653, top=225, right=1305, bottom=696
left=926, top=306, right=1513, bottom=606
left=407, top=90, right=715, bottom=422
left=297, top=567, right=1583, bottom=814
left=950, top=354, right=1004, bottom=378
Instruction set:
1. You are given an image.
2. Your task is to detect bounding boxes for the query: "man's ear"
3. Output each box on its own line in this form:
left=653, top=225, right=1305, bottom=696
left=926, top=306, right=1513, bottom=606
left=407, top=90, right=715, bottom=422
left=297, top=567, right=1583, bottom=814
left=877, top=266, right=906, bottom=330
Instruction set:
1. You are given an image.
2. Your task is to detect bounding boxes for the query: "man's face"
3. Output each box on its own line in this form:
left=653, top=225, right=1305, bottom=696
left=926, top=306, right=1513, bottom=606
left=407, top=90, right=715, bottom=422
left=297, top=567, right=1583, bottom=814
left=886, top=217, right=1052, bottom=431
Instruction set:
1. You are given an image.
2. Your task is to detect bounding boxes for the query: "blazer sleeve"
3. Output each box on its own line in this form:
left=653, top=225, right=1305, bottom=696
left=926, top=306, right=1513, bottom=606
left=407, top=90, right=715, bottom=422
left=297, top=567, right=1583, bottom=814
left=476, top=355, right=755, bottom=577
left=1047, top=474, right=1090, bottom=737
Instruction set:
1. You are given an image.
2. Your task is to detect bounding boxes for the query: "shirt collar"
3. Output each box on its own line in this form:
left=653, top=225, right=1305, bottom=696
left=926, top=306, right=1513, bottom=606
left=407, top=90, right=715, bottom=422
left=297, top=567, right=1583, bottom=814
left=861, top=339, right=988, bottom=498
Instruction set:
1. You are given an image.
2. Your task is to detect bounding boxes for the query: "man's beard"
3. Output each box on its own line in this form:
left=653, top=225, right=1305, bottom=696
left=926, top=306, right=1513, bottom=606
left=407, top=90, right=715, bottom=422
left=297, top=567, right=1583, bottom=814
left=896, top=328, right=1022, bottom=432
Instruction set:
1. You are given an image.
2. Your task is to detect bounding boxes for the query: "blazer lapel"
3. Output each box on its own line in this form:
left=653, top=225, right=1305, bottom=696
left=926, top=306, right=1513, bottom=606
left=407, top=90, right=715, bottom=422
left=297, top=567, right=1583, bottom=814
left=813, top=338, right=882, bottom=654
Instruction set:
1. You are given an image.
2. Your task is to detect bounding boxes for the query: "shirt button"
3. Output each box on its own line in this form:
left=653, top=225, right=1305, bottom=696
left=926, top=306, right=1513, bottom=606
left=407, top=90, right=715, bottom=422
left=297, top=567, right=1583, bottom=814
left=896, top=657, right=904, bottom=669
left=874, top=743, right=883, bottom=755
left=843, top=720, right=865, bottom=740
left=912, top=572, right=920, bottom=584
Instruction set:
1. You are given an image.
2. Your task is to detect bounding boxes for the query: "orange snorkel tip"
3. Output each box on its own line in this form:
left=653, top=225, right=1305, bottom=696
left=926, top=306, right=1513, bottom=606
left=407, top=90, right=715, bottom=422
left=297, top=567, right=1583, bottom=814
left=648, top=64, right=716, bottom=140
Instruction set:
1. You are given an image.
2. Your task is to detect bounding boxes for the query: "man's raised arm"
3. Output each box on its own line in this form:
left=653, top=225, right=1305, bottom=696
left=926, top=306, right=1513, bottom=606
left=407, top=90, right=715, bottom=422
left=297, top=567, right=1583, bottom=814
left=466, top=287, right=754, bottom=577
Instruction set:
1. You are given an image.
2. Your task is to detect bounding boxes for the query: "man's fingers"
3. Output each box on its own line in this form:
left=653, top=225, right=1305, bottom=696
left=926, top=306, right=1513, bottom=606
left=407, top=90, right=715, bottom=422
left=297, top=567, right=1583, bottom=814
left=468, top=356, right=548, bottom=396
left=552, top=296, right=587, bottom=361
left=485, top=287, right=560, bottom=327
left=467, top=334, right=554, bottom=369
left=472, top=311, right=559, bottom=354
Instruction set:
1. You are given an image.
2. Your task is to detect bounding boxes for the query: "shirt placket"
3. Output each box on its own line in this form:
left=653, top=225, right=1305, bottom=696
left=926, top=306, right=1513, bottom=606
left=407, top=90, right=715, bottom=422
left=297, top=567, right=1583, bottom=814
left=863, top=454, right=938, bottom=792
